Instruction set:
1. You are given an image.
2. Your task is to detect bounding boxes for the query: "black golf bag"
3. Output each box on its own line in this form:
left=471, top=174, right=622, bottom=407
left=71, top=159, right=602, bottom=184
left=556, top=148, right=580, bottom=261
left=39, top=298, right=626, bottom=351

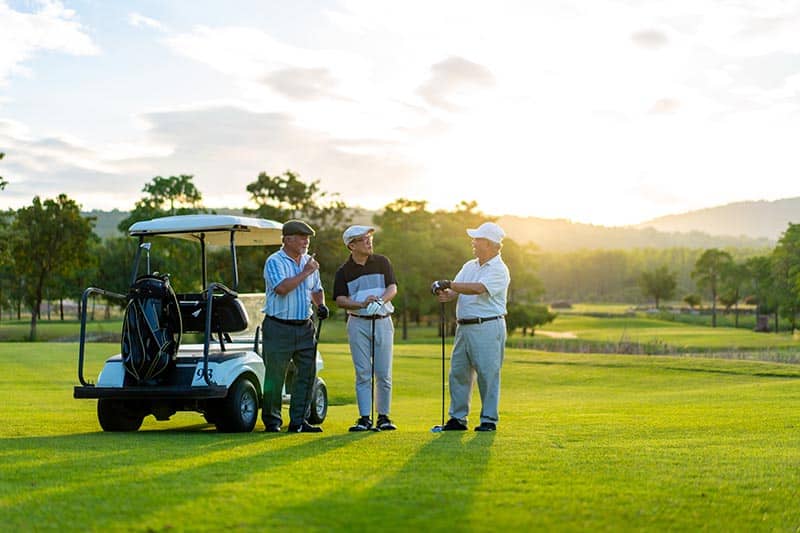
left=121, top=274, right=182, bottom=384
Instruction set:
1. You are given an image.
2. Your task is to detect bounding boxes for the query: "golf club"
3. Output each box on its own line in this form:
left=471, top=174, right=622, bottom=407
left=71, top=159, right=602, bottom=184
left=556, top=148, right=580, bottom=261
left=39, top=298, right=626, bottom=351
left=370, top=316, right=381, bottom=432
left=431, top=301, right=446, bottom=433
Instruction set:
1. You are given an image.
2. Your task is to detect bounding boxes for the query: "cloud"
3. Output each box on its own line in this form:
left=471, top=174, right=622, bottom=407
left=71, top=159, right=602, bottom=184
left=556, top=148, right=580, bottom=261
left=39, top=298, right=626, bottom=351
left=631, top=29, right=669, bottom=49
left=0, top=0, right=98, bottom=84
left=128, top=12, right=166, bottom=32
left=0, top=104, right=421, bottom=211
left=261, top=67, right=343, bottom=101
left=649, top=98, right=680, bottom=114
left=133, top=105, right=420, bottom=208
left=417, top=56, right=495, bottom=111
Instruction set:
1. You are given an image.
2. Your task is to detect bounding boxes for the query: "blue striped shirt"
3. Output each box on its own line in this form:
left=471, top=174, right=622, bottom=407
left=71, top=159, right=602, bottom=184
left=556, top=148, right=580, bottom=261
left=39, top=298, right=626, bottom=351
left=262, top=249, right=323, bottom=320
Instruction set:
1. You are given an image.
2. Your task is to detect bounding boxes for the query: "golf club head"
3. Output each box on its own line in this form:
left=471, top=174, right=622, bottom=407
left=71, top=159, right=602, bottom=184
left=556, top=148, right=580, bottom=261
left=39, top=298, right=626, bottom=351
left=370, top=426, right=381, bottom=432
left=431, top=425, right=443, bottom=433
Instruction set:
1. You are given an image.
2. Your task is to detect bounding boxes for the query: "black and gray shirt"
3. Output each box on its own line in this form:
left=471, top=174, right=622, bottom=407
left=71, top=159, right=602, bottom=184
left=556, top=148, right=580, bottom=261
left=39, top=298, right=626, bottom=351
left=333, top=254, right=397, bottom=316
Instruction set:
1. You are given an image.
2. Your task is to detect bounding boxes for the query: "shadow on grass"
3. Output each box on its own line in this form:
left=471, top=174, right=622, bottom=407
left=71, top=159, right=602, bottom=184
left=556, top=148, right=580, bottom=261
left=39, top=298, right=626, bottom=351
left=0, top=426, right=364, bottom=530
left=258, top=431, right=496, bottom=530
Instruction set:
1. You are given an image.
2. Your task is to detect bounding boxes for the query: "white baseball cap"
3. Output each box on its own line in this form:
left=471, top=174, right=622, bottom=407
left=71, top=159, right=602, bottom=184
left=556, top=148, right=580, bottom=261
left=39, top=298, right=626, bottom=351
left=466, top=222, right=505, bottom=244
left=343, top=225, right=375, bottom=246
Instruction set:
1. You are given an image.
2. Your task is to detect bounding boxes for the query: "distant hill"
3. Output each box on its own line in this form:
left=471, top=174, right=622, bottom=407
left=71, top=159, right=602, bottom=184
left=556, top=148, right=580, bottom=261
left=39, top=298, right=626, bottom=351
left=497, top=215, right=772, bottom=251
left=636, top=198, right=800, bottom=240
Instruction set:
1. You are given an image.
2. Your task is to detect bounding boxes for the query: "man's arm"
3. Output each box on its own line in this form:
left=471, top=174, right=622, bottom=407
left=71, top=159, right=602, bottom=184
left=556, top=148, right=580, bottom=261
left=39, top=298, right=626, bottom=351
left=449, top=282, right=486, bottom=295
left=312, top=289, right=325, bottom=307
left=274, top=256, right=319, bottom=296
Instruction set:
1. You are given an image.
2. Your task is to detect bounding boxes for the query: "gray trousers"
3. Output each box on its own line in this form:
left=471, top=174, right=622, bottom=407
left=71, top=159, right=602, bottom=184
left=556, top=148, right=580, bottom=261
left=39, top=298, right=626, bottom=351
left=347, top=315, right=394, bottom=417
left=261, top=317, right=316, bottom=428
left=448, top=318, right=506, bottom=425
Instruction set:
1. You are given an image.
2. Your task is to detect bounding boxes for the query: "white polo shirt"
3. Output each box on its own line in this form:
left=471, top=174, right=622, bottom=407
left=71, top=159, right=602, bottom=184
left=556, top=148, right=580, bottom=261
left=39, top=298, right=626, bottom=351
left=454, top=253, right=510, bottom=320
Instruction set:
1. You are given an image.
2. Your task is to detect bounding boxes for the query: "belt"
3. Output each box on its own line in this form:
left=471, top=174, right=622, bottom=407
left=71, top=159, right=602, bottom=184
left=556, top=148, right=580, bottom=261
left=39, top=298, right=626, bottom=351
left=457, top=315, right=505, bottom=325
left=349, top=314, right=391, bottom=321
left=266, top=315, right=310, bottom=326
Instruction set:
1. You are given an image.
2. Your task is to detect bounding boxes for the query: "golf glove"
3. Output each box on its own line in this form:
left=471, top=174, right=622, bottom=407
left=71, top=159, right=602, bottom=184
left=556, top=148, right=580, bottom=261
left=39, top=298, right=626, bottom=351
left=316, top=304, right=329, bottom=320
left=430, top=279, right=451, bottom=294
left=365, top=299, right=383, bottom=315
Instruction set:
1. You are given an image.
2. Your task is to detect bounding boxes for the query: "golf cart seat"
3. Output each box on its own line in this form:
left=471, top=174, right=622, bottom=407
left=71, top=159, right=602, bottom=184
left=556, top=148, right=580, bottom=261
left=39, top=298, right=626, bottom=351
left=177, top=289, right=249, bottom=335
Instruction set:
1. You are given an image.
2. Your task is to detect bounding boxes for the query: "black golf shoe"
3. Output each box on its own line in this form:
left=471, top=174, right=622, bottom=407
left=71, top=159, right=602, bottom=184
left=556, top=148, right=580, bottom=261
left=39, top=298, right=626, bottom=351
left=348, top=416, right=373, bottom=432
left=376, top=415, right=397, bottom=431
left=474, top=422, right=496, bottom=432
left=264, top=425, right=282, bottom=433
left=442, top=418, right=468, bottom=431
left=288, top=421, right=322, bottom=433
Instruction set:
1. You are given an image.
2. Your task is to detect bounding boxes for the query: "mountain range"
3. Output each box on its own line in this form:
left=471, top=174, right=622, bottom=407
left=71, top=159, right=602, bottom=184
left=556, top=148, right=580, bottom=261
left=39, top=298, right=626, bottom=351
left=86, top=197, right=799, bottom=252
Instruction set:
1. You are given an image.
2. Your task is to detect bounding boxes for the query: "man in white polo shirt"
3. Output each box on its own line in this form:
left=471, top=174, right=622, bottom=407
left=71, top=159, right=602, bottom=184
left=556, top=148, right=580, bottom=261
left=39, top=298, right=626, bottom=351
left=431, top=221, right=510, bottom=432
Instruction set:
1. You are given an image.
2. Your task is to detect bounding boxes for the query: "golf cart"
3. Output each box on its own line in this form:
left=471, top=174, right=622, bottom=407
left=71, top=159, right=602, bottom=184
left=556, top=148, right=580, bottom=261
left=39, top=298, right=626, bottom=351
left=74, top=214, right=329, bottom=432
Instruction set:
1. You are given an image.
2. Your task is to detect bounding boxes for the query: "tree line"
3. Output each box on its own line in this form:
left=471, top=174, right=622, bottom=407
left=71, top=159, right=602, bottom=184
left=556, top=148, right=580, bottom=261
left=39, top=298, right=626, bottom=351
left=0, top=171, right=549, bottom=339
left=2, top=160, right=798, bottom=340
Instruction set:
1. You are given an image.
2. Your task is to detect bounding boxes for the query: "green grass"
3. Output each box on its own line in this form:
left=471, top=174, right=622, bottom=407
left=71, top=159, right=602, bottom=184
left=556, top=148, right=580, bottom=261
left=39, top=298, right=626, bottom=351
left=0, top=319, right=123, bottom=342
left=2, top=342, right=800, bottom=530
left=538, top=314, right=800, bottom=352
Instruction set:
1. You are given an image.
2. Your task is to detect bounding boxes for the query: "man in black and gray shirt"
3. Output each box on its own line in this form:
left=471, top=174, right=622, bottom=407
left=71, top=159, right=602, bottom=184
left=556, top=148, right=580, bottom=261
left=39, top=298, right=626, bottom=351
left=334, top=225, right=398, bottom=431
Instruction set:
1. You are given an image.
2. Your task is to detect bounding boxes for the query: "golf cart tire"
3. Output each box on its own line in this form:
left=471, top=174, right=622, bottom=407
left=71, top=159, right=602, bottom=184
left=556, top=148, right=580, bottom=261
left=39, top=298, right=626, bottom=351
left=97, top=399, right=145, bottom=432
left=307, top=377, right=328, bottom=425
left=215, top=376, right=259, bottom=433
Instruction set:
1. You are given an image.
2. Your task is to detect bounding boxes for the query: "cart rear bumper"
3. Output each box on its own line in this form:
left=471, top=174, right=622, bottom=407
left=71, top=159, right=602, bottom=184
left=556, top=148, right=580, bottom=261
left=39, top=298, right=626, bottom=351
left=74, top=385, right=229, bottom=400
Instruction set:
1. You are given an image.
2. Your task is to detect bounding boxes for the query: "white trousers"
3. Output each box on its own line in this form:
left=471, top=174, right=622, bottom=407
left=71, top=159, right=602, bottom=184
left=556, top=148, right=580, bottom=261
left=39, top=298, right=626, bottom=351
left=347, top=316, right=395, bottom=417
left=448, top=318, right=506, bottom=425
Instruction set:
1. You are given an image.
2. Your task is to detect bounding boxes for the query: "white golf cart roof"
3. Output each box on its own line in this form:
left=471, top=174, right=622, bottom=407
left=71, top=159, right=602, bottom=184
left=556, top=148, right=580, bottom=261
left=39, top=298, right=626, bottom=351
left=128, top=214, right=283, bottom=246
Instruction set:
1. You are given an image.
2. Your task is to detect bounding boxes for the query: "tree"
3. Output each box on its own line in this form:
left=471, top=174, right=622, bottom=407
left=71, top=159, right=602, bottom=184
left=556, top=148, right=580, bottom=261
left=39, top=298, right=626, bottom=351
left=373, top=199, right=438, bottom=339
left=0, top=152, right=7, bottom=190
left=691, top=248, right=733, bottom=327
left=118, top=174, right=205, bottom=232
left=506, top=302, right=556, bottom=336
left=770, top=223, right=800, bottom=331
left=683, top=294, right=701, bottom=309
left=718, top=261, right=748, bottom=327
left=244, top=170, right=352, bottom=294
left=639, top=265, right=676, bottom=309
left=10, top=195, right=94, bottom=340
left=745, top=255, right=777, bottom=332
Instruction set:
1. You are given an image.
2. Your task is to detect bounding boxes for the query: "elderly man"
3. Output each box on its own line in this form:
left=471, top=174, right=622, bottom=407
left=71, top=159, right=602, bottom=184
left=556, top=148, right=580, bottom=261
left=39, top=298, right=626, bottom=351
left=431, top=221, right=510, bottom=432
left=334, top=225, right=398, bottom=431
left=261, top=220, right=329, bottom=433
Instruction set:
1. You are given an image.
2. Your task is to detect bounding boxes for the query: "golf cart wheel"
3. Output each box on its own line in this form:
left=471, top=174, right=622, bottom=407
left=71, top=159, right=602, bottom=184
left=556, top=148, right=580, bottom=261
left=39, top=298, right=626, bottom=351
left=307, top=377, right=328, bottom=425
left=97, top=399, right=145, bottom=432
left=215, top=377, right=258, bottom=433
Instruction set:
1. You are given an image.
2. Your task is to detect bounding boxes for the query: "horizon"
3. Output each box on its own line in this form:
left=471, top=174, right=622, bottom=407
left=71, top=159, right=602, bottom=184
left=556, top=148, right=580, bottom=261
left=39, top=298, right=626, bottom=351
left=2, top=1, right=800, bottom=226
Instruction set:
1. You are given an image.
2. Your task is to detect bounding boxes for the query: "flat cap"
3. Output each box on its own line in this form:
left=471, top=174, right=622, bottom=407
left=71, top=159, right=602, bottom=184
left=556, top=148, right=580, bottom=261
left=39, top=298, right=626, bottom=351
left=282, top=219, right=315, bottom=237
left=342, top=225, right=375, bottom=246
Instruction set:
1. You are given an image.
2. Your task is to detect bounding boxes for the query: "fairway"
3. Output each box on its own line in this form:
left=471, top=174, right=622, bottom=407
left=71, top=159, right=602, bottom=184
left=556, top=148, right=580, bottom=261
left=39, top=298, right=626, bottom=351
left=2, top=342, right=800, bottom=531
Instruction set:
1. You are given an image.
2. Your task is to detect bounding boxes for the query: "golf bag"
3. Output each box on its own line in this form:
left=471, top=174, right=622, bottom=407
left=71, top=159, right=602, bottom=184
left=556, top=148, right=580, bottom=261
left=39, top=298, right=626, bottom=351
left=121, top=274, right=182, bottom=383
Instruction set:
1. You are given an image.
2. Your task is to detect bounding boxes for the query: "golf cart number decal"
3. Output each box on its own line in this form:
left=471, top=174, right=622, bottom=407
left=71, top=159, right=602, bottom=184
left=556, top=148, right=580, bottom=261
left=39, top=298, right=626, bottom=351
left=196, top=367, right=214, bottom=380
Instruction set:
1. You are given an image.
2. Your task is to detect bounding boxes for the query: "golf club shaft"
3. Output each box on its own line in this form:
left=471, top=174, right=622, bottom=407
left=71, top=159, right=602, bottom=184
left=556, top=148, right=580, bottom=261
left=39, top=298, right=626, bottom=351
left=371, top=317, right=376, bottom=425
left=440, top=302, right=445, bottom=427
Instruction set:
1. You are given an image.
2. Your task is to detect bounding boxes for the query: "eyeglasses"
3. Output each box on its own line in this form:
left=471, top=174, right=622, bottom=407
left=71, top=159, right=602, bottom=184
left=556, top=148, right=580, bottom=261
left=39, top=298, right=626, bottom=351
left=350, top=235, right=373, bottom=244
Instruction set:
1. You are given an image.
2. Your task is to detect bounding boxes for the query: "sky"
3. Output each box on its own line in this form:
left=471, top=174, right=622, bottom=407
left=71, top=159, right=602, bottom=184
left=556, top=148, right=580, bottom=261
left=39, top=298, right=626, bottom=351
left=1, top=0, right=799, bottom=227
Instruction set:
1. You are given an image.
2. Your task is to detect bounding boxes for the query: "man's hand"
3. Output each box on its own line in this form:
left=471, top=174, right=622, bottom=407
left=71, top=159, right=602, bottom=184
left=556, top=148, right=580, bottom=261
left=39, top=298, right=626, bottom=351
left=303, top=254, right=320, bottom=275
left=316, top=304, right=329, bottom=320
left=365, top=299, right=383, bottom=315
left=430, top=279, right=452, bottom=294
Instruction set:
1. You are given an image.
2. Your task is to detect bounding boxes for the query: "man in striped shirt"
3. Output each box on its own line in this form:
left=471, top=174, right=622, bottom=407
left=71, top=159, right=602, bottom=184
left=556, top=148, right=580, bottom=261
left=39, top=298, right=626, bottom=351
left=261, top=220, right=329, bottom=433
left=334, top=225, right=398, bottom=432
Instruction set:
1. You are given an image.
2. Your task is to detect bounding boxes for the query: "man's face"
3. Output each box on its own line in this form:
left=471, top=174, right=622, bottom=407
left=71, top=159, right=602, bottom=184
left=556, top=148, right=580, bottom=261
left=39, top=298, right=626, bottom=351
left=348, top=233, right=373, bottom=254
left=284, top=234, right=310, bottom=255
left=471, top=237, right=494, bottom=259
